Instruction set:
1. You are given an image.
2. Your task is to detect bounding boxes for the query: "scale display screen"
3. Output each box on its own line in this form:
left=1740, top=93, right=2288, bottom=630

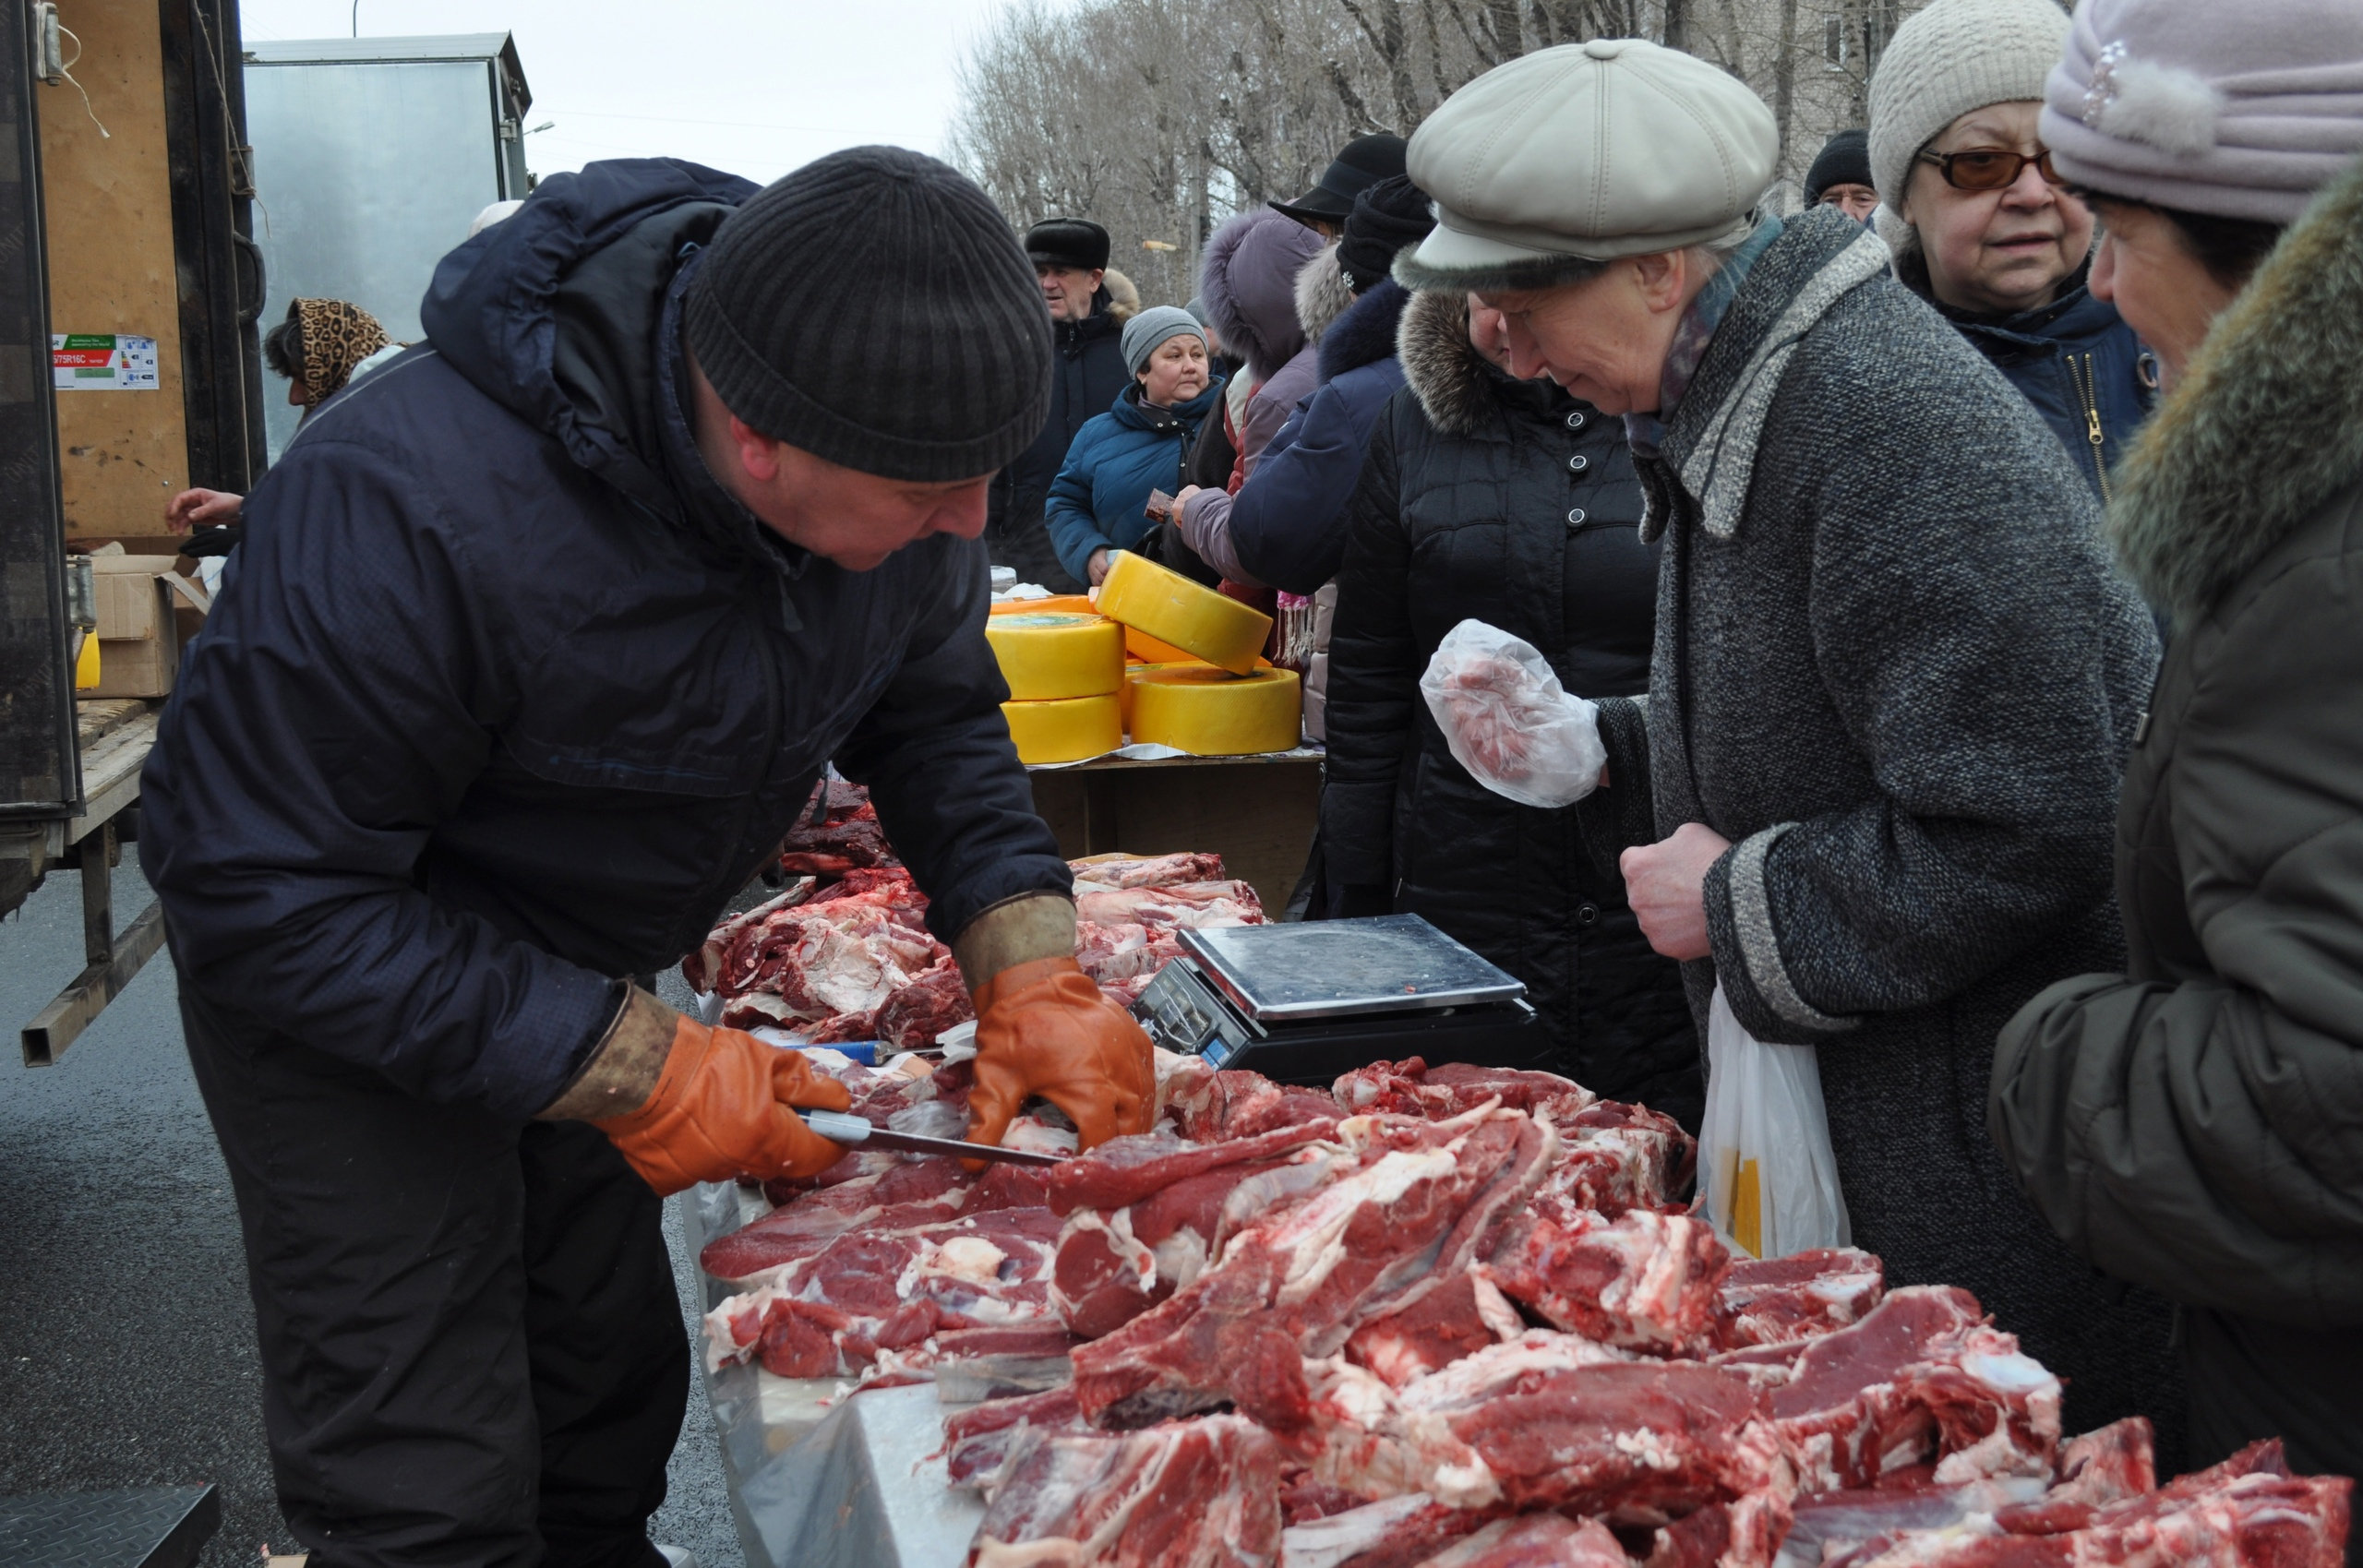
left=1179, top=915, right=1526, bottom=1023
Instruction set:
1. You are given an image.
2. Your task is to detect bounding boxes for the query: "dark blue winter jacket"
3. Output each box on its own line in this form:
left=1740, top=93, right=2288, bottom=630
left=1921, top=264, right=2154, bottom=500
left=1229, top=280, right=1409, bottom=594
left=138, top=159, right=1071, bottom=1118
left=1042, top=377, right=1224, bottom=584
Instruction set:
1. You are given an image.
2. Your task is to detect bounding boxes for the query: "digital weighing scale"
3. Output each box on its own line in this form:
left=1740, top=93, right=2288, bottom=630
left=1129, top=914, right=1544, bottom=1085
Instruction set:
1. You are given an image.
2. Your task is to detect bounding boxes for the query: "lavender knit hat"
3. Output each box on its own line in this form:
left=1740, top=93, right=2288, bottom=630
left=2043, top=0, right=2363, bottom=223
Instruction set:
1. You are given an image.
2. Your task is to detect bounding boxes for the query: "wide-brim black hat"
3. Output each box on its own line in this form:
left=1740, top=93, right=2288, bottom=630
left=1025, top=217, right=1110, bottom=272
left=1269, top=134, right=1408, bottom=225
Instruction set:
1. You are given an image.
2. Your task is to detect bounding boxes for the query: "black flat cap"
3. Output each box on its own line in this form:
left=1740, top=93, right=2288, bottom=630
left=686, top=146, right=1052, bottom=482
left=1270, top=134, right=1409, bottom=226
left=1024, top=217, right=1110, bottom=272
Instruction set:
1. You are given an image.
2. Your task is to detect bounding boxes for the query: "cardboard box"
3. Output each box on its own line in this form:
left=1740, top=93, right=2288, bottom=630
left=88, top=555, right=188, bottom=699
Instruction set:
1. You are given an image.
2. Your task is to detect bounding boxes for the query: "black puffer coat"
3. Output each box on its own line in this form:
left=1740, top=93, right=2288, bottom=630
left=1322, top=290, right=1701, bottom=1129
left=986, top=288, right=1133, bottom=592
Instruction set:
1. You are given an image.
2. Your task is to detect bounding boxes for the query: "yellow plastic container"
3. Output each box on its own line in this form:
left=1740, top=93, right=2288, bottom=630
left=1128, top=663, right=1301, bottom=755
left=1002, top=693, right=1123, bottom=764
left=984, top=611, right=1125, bottom=700
left=1095, top=551, right=1272, bottom=676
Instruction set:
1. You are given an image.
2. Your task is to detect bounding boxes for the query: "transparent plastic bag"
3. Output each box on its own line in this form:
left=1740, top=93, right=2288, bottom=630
left=1698, top=981, right=1851, bottom=1260
left=1418, top=618, right=1606, bottom=808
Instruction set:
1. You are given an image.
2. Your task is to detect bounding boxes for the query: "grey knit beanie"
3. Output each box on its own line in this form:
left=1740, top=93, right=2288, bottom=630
left=685, top=146, right=1052, bottom=482
left=1868, top=0, right=2070, bottom=248
left=1120, top=305, right=1204, bottom=377
left=2044, top=0, right=2363, bottom=224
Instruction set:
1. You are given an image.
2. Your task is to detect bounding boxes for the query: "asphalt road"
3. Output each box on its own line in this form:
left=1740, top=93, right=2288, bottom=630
left=0, top=855, right=744, bottom=1568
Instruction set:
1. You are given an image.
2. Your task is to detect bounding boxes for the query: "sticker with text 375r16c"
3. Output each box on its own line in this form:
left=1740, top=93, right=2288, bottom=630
left=52, top=333, right=159, bottom=389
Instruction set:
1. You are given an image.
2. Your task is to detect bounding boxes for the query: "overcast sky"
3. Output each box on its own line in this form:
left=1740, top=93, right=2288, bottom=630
left=236, top=1, right=1030, bottom=186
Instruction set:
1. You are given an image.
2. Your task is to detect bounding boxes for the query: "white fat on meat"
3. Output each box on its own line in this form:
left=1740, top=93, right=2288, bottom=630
left=1268, top=1147, right=1461, bottom=1311
left=1277, top=1494, right=1439, bottom=1568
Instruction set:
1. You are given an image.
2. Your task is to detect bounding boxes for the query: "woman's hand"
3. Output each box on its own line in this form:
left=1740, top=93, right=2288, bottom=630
left=1087, top=548, right=1113, bottom=586
left=1619, top=822, right=1731, bottom=962
left=166, top=488, right=244, bottom=529
left=1173, top=485, right=1204, bottom=514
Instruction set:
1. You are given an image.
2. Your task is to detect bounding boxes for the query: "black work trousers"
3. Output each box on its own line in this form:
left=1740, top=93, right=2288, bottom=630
left=181, top=986, right=687, bottom=1568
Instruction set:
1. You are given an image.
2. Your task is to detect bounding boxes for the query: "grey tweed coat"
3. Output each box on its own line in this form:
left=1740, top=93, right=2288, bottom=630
left=1581, top=207, right=2177, bottom=1445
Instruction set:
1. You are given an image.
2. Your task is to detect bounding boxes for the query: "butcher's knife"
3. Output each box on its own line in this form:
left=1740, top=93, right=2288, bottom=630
left=803, top=1108, right=1068, bottom=1167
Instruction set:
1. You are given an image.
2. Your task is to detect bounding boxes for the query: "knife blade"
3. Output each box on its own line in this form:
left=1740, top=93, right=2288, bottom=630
left=804, top=1108, right=1069, bottom=1167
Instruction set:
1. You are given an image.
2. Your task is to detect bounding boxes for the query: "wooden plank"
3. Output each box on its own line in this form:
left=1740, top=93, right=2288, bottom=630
left=65, top=708, right=157, bottom=843
left=75, top=695, right=151, bottom=746
left=40, top=0, right=195, bottom=536
left=1030, top=756, right=1320, bottom=914
left=21, top=897, right=167, bottom=1064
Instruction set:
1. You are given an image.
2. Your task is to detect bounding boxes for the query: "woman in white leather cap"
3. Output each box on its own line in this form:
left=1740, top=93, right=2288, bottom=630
left=1398, top=37, right=2173, bottom=1441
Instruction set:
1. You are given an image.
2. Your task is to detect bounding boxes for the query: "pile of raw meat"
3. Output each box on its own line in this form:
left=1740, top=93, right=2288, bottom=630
left=694, top=1048, right=2353, bottom=1567
left=681, top=782, right=1263, bottom=1049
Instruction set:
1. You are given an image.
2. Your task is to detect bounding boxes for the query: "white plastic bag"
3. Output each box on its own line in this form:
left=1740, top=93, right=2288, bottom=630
left=1697, top=981, right=1851, bottom=1260
left=1417, top=619, right=1607, bottom=808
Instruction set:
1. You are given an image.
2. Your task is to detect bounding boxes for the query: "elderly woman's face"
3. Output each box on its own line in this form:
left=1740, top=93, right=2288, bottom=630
left=1479, top=253, right=1692, bottom=416
left=1137, top=333, right=1210, bottom=407
left=2088, top=199, right=2239, bottom=393
left=1901, top=101, right=2093, bottom=316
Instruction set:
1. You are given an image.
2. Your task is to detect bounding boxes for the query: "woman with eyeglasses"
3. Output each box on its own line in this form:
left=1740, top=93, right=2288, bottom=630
left=1868, top=0, right=2152, bottom=503
left=1990, top=0, right=2363, bottom=1519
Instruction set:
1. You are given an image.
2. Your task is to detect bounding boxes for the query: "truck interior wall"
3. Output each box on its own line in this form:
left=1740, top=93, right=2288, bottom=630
left=157, top=0, right=260, bottom=493
left=38, top=0, right=193, bottom=538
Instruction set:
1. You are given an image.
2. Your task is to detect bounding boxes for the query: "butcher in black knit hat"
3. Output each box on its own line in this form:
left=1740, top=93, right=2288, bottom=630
left=138, top=148, right=1154, bottom=1568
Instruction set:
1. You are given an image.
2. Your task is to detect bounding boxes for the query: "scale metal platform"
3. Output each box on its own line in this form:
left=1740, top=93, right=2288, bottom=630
left=1130, top=914, right=1543, bottom=1084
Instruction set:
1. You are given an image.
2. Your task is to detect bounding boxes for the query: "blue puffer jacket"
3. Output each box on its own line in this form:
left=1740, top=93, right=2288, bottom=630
left=1229, top=280, right=1410, bottom=594
left=1913, top=258, right=2154, bottom=500
left=1042, top=377, right=1224, bottom=584
left=138, top=159, right=1071, bottom=1117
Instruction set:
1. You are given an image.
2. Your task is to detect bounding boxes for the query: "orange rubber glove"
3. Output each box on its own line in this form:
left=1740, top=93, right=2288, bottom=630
left=594, top=1015, right=853, bottom=1196
left=966, top=954, right=1156, bottom=1155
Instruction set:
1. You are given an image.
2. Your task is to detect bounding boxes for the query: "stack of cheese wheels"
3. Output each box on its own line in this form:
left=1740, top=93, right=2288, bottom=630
left=1091, top=553, right=1301, bottom=755
left=985, top=608, right=1124, bottom=764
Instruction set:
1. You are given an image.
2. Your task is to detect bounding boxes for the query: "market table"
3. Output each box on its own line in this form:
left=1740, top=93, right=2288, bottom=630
left=1027, top=746, right=1323, bottom=913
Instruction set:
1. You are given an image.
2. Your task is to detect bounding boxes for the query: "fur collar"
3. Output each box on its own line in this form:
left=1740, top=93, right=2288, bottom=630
left=1295, top=245, right=1356, bottom=345
left=1398, top=290, right=1493, bottom=436
left=1316, top=281, right=1409, bottom=385
left=2109, top=158, right=2363, bottom=622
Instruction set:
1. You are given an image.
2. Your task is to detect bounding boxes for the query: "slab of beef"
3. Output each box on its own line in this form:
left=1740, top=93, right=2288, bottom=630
left=1075, top=919, right=1187, bottom=990
left=712, top=887, right=947, bottom=1032
left=1275, top=1494, right=1492, bottom=1568
left=1072, top=1108, right=1554, bottom=1431
left=967, top=1414, right=1283, bottom=1568
left=703, top=1204, right=1062, bottom=1377
left=1834, top=1438, right=2351, bottom=1568
left=1423, top=1513, right=1629, bottom=1567
left=1303, top=1337, right=1790, bottom=1558
left=1051, top=1128, right=1359, bottom=1339
left=1714, top=1246, right=1887, bottom=1350
left=874, top=955, right=975, bottom=1051
left=1541, top=1098, right=1697, bottom=1216
left=1764, top=1285, right=2062, bottom=1492
left=1775, top=1468, right=2057, bottom=1567
left=778, top=794, right=898, bottom=877
left=700, top=1155, right=974, bottom=1286
left=1342, top=1272, right=1525, bottom=1388
left=1072, top=851, right=1229, bottom=889
left=1074, top=880, right=1265, bottom=931
left=1167, top=1067, right=1345, bottom=1143
left=1333, top=1058, right=1597, bottom=1126
left=945, top=1385, right=1089, bottom=1492
left=1477, top=1205, right=1729, bottom=1356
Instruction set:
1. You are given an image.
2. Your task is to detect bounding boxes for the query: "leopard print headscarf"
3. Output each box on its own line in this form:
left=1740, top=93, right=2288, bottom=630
left=292, top=298, right=393, bottom=407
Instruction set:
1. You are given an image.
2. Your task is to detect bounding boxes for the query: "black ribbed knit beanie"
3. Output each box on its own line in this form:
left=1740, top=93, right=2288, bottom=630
left=1805, top=129, right=1873, bottom=206
left=685, top=146, right=1052, bottom=482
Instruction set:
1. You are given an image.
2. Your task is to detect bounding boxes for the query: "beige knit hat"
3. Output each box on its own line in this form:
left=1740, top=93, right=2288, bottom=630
left=1398, top=39, right=1778, bottom=289
left=1867, top=0, right=2071, bottom=245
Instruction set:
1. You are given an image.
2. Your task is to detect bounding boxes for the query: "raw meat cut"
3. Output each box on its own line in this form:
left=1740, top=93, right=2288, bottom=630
left=945, top=1385, right=1087, bottom=1490
left=1422, top=1514, right=1628, bottom=1567
left=1275, top=1494, right=1490, bottom=1568
left=967, top=1414, right=1282, bottom=1568
left=1169, top=1068, right=1345, bottom=1143
left=1072, top=1108, right=1554, bottom=1431
left=700, top=1155, right=973, bottom=1285
left=778, top=789, right=898, bottom=876
left=1072, top=851, right=1229, bottom=889
left=1476, top=1205, right=1728, bottom=1356
left=1075, top=919, right=1187, bottom=988
left=1342, top=1272, right=1523, bottom=1388
left=1987, top=1418, right=2155, bottom=1536
left=1302, top=1339, right=1791, bottom=1556
left=1074, top=880, right=1265, bottom=930
left=711, top=887, right=946, bottom=1032
left=1716, top=1247, right=1887, bottom=1350
left=1773, top=1469, right=2054, bottom=1567
left=874, top=955, right=975, bottom=1050
left=1046, top=1122, right=1342, bottom=1216
left=1764, top=1286, right=2062, bottom=1492
left=1333, top=1059, right=1597, bottom=1126
left=1541, top=1098, right=1697, bottom=1217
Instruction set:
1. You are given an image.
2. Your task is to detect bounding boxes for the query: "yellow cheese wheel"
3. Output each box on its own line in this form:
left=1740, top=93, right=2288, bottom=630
left=985, top=612, right=1125, bottom=700
left=1128, top=664, right=1301, bottom=755
left=990, top=594, right=1098, bottom=617
left=1095, top=551, right=1272, bottom=676
left=1002, top=693, right=1122, bottom=764
left=1122, top=623, right=1198, bottom=664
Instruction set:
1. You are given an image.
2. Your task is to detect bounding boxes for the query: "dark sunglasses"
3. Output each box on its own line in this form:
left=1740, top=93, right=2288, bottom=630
left=1916, top=146, right=2063, bottom=192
